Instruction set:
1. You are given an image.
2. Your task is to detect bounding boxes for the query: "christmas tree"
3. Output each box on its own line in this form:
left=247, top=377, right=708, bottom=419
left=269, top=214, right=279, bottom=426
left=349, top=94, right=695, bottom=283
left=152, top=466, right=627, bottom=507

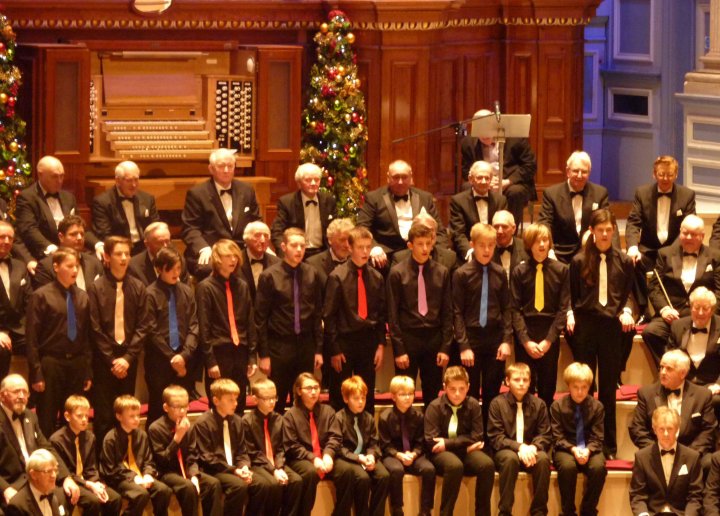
left=300, top=10, right=368, bottom=220
left=0, top=13, right=30, bottom=216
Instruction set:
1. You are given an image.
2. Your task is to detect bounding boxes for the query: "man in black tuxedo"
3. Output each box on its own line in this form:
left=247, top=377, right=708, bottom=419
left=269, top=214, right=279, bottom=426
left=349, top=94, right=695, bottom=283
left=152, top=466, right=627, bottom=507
left=239, top=220, right=279, bottom=300
left=537, top=151, right=616, bottom=263
left=630, top=406, right=703, bottom=516
left=0, top=199, right=34, bottom=268
left=356, top=159, right=447, bottom=270
left=390, top=212, right=459, bottom=275
left=7, top=449, right=66, bottom=516
left=643, top=214, right=720, bottom=367
left=306, top=217, right=354, bottom=287
left=15, top=156, right=99, bottom=261
left=460, top=108, right=537, bottom=225
left=270, top=162, right=336, bottom=259
left=450, top=160, right=508, bottom=263
left=668, top=286, right=720, bottom=420
left=31, top=216, right=104, bottom=292
left=91, top=160, right=160, bottom=256
left=181, top=148, right=260, bottom=277
left=126, top=221, right=187, bottom=287
left=0, top=222, right=30, bottom=378
left=629, top=350, right=717, bottom=473
left=491, top=210, right=528, bottom=282
left=0, top=374, right=79, bottom=512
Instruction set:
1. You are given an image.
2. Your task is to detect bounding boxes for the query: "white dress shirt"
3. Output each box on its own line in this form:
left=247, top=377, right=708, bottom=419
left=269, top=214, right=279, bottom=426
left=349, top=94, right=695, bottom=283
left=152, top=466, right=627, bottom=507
left=215, top=181, right=233, bottom=224
left=656, top=190, right=671, bottom=245
left=301, top=193, right=322, bottom=249
left=395, top=196, right=413, bottom=240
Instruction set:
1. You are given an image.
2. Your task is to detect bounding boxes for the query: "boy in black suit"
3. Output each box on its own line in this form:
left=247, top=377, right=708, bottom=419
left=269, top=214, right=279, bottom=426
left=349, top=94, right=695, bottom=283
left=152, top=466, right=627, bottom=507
left=148, top=385, right=222, bottom=516
left=334, top=376, right=389, bottom=516
left=424, top=366, right=495, bottom=516
left=324, top=226, right=386, bottom=413
left=550, top=362, right=607, bottom=516
left=378, top=375, right=435, bottom=516
left=49, top=395, right=121, bottom=516
left=452, top=222, right=513, bottom=429
left=630, top=406, right=703, bottom=515
left=487, top=362, right=551, bottom=516
left=99, top=395, right=171, bottom=516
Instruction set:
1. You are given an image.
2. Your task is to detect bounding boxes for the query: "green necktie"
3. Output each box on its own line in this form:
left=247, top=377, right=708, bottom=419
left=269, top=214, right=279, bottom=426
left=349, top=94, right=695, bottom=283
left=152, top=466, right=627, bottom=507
left=448, top=405, right=459, bottom=439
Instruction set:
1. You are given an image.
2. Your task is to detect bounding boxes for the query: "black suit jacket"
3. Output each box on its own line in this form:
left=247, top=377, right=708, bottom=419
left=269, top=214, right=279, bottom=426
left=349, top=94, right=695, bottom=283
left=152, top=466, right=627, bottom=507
left=305, top=249, right=341, bottom=288
left=126, top=248, right=189, bottom=287
left=181, top=179, right=260, bottom=273
left=625, top=183, right=696, bottom=257
left=630, top=442, right=702, bottom=516
left=6, top=482, right=62, bottom=516
left=270, top=190, right=336, bottom=256
left=0, top=258, right=31, bottom=338
left=31, top=252, right=103, bottom=291
left=492, top=237, right=529, bottom=278
left=356, top=186, right=448, bottom=256
left=449, top=188, right=508, bottom=261
left=537, top=181, right=614, bottom=263
left=91, top=188, right=160, bottom=253
left=711, top=216, right=720, bottom=249
left=0, top=199, right=33, bottom=264
left=629, top=380, right=717, bottom=454
left=668, top=315, right=720, bottom=386
left=239, top=249, right=279, bottom=300
left=460, top=136, right=537, bottom=200
left=648, top=243, right=720, bottom=315
left=15, top=183, right=98, bottom=259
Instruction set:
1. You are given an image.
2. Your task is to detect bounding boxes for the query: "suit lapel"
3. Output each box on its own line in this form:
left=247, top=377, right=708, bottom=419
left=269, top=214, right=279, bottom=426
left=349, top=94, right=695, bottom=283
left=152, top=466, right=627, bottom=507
left=0, top=408, right=24, bottom=464
left=670, top=252, right=683, bottom=284
left=36, top=185, right=59, bottom=235
left=466, top=190, right=480, bottom=224
left=681, top=321, right=692, bottom=351
left=650, top=445, right=668, bottom=492
left=707, top=316, right=720, bottom=357
left=230, top=181, right=243, bottom=234
left=559, top=183, right=577, bottom=232
left=679, top=384, right=692, bottom=438
left=382, top=190, right=400, bottom=235
left=648, top=189, right=659, bottom=236
left=112, top=188, right=130, bottom=229
left=580, top=185, right=593, bottom=229
left=410, top=188, right=421, bottom=217
left=694, top=248, right=709, bottom=284
left=207, top=181, right=232, bottom=233
left=8, top=260, right=23, bottom=308
left=294, top=192, right=306, bottom=229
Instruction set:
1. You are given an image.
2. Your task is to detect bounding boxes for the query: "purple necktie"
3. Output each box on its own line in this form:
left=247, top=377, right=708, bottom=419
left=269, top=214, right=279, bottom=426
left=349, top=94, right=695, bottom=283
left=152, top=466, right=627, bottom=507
left=293, top=269, right=301, bottom=335
left=417, top=264, right=428, bottom=316
left=400, top=413, right=411, bottom=452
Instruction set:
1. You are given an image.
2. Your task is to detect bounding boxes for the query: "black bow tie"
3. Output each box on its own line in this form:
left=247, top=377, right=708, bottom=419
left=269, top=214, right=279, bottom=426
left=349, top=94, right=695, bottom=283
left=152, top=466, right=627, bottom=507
left=691, top=327, right=708, bottom=334
left=663, top=387, right=681, bottom=397
left=657, top=192, right=672, bottom=198
left=474, top=195, right=488, bottom=202
left=570, top=191, right=583, bottom=198
left=11, top=412, right=20, bottom=421
left=0, top=257, right=10, bottom=265
left=393, top=194, right=409, bottom=203
left=498, top=246, right=511, bottom=254
left=219, top=189, right=232, bottom=196
left=40, top=493, right=52, bottom=502
left=44, top=192, right=59, bottom=200
left=333, top=259, right=346, bottom=266
left=660, top=448, right=675, bottom=456
left=305, top=199, right=318, bottom=207
left=250, top=259, right=264, bottom=265
left=683, top=252, right=698, bottom=258
left=119, top=196, right=135, bottom=202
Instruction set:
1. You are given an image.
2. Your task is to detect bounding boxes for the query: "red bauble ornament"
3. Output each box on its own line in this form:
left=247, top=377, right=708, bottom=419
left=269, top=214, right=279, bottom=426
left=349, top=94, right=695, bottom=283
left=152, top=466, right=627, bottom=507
left=351, top=112, right=359, bottom=123
left=327, top=69, right=336, bottom=80
left=6, top=97, right=15, bottom=107
left=13, top=190, right=20, bottom=197
left=327, top=176, right=334, bottom=187
left=0, top=43, right=5, bottom=52
left=315, top=122, right=325, bottom=134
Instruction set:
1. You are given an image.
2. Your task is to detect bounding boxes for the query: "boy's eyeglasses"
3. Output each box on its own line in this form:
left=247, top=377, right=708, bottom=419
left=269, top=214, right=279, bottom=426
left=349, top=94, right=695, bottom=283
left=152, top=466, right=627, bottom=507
left=301, top=386, right=320, bottom=392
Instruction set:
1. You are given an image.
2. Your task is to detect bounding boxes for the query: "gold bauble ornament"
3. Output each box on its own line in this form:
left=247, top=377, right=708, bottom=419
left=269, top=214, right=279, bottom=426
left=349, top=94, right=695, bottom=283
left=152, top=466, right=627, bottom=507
left=346, top=33, right=355, bottom=44
left=8, top=142, right=17, bottom=152
left=310, top=121, right=317, bottom=129
left=0, top=93, right=7, bottom=104
left=320, top=23, right=329, bottom=34
left=0, top=171, right=5, bottom=181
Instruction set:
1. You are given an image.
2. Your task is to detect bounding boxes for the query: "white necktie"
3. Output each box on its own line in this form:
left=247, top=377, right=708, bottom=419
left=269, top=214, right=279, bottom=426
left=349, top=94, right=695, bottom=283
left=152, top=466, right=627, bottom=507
left=223, top=419, right=233, bottom=465
left=516, top=401, right=524, bottom=443
left=115, top=282, right=125, bottom=344
left=599, top=253, right=608, bottom=307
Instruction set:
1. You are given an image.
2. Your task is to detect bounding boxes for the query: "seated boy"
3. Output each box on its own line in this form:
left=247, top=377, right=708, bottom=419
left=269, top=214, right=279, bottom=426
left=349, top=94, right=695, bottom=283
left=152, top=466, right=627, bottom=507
left=424, top=365, right=495, bottom=516
left=99, top=395, right=172, bottom=516
left=241, top=378, right=303, bottom=516
left=550, top=362, right=607, bottom=516
left=487, top=362, right=551, bottom=516
left=194, top=378, right=272, bottom=514
left=148, top=385, right=222, bottom=516
left=378, top=375, right=435, bottom=516
left=50, top=395, right=122, bottom=516
left=334, top=376, right=389, bottom=516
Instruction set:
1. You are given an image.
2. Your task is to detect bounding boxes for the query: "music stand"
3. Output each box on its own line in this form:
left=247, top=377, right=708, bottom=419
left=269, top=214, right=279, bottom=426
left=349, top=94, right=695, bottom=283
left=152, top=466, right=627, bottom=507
left=471, top=114, right=531, bottom=185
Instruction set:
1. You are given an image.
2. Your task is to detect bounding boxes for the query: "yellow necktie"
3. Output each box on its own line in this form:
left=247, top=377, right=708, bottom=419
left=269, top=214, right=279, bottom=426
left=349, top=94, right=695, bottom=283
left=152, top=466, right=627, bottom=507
left=534, top=263, right=544, bottom=312
left=126, top=433, right=142, bottom=476
left=448, top=406, right=459, bottom=439
left=75, top=436, right=83, bottom=477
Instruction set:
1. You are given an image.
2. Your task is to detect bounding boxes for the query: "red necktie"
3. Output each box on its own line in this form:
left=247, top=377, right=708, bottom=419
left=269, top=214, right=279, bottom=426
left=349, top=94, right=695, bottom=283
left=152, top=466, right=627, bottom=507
left=173, top=426, right=187, bottom=479
left=309, top=412, right=324, bottom=479
left=264, top=418, right=274, bottom=467
left=225, top=280, right=240, bottom=345
left=357, top=269, right=367, bottom=319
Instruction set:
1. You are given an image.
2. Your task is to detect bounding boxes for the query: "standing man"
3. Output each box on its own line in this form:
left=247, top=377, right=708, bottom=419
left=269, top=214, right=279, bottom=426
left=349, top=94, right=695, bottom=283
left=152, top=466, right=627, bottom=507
left=271, top=163, right=336, bottom=260
left=239, top=221, right=279, bottom=300
left=306, top=218, right=354, bottom=287
left=0, top=222, right=30, bottom=379
left=181, top=148, right=260, bottom=277
left=460, top=109, right=537, bottom=226
left=357, top=160, right=447, bottom=270
left=15, top=156, right=99, bottom=261
left=537, top=151, right=616, bottom=263
left=126, top=221, right=187, bottom=287
left=491, top=210, right=528, bottom=282
left=91, top=161, right=160, bottom=256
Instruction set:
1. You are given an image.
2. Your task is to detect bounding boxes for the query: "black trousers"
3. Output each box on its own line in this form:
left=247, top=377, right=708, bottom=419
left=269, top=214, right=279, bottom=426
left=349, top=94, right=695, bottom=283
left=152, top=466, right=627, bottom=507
left=430, top=450, right=495, bottom=516
left=36, top=354, right=87, bottom=438
left=382, top=455, right=435, bottom=512
left=642, top=312, right=688, bottom=368
left=494, top=449, right=550, bottom=516
left=504, top=183, right=530, bottom=229
left=249, top=465, right=304, bottom=516
left=336, top=458, right=390, bottom=516
left=394, top=328, right=443, bottom=409
left=75, top=484, right=122, bottom=516
left=159, top=472, right=222, bottom=516
left=329, top=331, right=378, bottom=413
left=92, top=351, right=138, bottom=445
left=205, top=343, right=249, bottom=415
left=553, top=450, right=606, bottom=516
left=145, top=349, right=196, bottom=427
left=514, top=316, right=560, bottom=410
left=288, top=458, right=356, bottom=516
left=115, top=478, right=172, bottom=516
left=571, top=313, right=625, bottom=454
left=268, top=333, right=316, bottom=413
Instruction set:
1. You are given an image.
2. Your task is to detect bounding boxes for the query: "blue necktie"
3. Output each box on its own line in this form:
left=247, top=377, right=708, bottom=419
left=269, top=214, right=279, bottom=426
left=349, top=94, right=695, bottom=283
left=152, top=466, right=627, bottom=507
left=353, top=416, right=364, bottom=454
left=168, top=289, right=180, bottom=351
left=575, top=404, right=586, bottom=449
left=293, top=269, right=301, bottom=335
left=66, top=291, right=77, bottom=341
left=479, top=265, right=488, bottom=328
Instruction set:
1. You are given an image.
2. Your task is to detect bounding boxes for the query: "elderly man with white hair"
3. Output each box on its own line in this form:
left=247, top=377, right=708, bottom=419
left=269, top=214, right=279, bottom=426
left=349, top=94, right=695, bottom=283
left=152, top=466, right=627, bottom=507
left=643, top=214, right=720, bottom=367
left=271, top=162, right=336, bottom=259
left=91, top=160, right=160, bottom=256
left=181, top=148, right=261, bottom=277
left=6, top=449, right=64, bottom=515
left=491, top=210, right=528, bottom=281
left=127, top=221, right=187, bottom=286
left=240, top=220, right=279, bottom=299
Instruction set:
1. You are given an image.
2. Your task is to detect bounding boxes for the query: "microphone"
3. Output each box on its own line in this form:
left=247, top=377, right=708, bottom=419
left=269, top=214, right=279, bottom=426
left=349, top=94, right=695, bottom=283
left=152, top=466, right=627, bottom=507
left=494, top=100, right=501, bottom=122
